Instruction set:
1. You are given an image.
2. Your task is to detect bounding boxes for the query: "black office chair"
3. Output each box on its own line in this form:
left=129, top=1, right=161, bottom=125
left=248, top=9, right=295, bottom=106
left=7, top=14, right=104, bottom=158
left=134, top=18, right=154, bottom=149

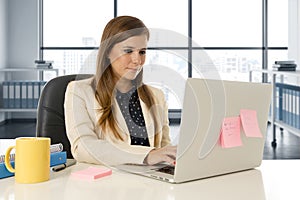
left=36, top=74, right=93, bottom=158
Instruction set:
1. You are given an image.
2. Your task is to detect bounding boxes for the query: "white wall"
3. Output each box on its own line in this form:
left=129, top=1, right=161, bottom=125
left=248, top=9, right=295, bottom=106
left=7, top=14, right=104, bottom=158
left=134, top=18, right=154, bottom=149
left=6, top=0, right=39, bottom=119
left=7, top=0, right=39, bottom=69
left=0, top=0, right=7, bottom=69
left=0, top=0, right=7, bottom=122
left=288, top=0, right=300, bottom=67
left=288, top=0, right=300, bottom=86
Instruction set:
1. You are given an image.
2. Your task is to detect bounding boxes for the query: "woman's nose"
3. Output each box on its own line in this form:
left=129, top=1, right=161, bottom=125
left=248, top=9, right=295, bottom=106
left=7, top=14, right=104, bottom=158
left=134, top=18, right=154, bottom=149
left=131, top=52, right=142, bottom=64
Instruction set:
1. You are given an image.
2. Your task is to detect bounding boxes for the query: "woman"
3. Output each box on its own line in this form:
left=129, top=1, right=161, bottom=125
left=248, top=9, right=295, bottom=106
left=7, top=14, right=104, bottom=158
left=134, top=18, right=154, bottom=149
left=64, top=16, right=176, bottom=166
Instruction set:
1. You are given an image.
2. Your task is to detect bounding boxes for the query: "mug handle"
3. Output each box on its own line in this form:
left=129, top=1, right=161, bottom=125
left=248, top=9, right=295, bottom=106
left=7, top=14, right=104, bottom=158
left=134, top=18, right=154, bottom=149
left=5, top=146, right=16, bottom=173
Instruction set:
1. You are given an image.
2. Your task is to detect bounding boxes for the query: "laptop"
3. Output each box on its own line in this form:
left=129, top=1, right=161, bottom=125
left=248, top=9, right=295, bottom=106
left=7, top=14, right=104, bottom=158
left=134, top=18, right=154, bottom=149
left=116, top=78, right=272, bottom=183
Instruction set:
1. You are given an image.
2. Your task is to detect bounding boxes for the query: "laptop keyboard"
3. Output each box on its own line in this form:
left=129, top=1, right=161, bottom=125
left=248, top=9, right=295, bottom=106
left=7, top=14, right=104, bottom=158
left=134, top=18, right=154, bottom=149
left=157, top=165, right=175, bottom=175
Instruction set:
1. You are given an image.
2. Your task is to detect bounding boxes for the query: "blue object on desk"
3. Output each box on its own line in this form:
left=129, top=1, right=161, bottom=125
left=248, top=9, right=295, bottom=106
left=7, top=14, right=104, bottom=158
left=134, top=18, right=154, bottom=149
left=50, top=151, right=67, bottom=167
left=0, top=161, right=15, bottom=179
left=0, top=151, right=67, bottom=179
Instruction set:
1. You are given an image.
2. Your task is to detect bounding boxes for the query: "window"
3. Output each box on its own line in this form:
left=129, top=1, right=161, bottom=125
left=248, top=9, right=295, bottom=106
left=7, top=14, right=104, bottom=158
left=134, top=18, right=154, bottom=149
left=192, top=0, right=262, bottom=47
left=43, top=0, right=113, bottom=47
left=193, top=50, right=262, bottom=82
left=118, top=0, right=188, bottom=40
left=43, top=0, right=113, bottom=78
left=144, top=50, right=188, bottom=109
left=42, top=0, right=289, bottom=112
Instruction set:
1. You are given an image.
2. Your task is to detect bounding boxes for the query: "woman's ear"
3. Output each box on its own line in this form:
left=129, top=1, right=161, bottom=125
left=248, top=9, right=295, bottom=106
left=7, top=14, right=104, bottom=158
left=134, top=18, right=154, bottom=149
left=105, top=51, right=111, bottom=61
left=106, top=50, right=112, bottom=62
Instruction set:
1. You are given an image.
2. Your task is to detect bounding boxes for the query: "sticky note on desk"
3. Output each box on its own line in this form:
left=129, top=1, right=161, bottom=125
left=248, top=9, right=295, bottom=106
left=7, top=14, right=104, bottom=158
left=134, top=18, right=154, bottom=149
left=219, top=117, right=242, bottom=148
left=240, top=109, right=262, bottom=138
left=71, top=167, right=112, bottom=180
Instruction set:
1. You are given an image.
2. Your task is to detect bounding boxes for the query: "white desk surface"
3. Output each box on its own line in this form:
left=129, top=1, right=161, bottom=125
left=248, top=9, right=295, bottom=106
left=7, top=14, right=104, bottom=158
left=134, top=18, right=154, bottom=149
left=0, top=160, right=299, bottom=200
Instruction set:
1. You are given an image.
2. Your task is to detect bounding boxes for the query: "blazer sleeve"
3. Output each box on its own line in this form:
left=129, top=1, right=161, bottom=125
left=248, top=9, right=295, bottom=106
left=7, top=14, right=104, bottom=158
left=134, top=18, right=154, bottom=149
left=64, top=80, right=153, bottom=166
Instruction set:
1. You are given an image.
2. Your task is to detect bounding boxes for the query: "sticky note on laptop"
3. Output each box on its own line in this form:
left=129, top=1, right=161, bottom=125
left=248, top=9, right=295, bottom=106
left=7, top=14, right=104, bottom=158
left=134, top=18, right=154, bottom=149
left=71, top=167, right=112, bottom=180
left=219, top=116, right=242, bottom=148
left=240, top=109, right=262, bottom=138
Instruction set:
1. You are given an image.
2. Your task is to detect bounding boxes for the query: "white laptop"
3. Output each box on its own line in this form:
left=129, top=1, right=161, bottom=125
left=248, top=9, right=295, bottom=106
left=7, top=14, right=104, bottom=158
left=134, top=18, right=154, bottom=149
left=117, top=78, right=272, bottom=183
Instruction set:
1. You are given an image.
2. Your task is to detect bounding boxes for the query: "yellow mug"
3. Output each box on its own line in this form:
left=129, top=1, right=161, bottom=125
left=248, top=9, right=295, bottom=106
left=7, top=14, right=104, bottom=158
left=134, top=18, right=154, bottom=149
left=4, top=137, right=51, bottom=184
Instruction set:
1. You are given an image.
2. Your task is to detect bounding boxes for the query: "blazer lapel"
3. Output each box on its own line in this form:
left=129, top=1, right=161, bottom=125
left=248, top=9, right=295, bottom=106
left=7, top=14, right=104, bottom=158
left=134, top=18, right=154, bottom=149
left=112, top=98, right=130, bottom=143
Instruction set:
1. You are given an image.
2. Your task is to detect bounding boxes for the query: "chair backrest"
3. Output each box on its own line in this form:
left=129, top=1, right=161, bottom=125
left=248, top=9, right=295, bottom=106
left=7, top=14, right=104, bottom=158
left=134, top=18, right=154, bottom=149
left=36, top=74, right=93, bottom=158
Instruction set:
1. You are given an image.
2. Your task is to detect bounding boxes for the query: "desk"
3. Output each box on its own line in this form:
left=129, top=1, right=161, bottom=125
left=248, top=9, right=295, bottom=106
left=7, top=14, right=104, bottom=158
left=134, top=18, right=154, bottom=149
left=0, top=160, right=299, bottom=200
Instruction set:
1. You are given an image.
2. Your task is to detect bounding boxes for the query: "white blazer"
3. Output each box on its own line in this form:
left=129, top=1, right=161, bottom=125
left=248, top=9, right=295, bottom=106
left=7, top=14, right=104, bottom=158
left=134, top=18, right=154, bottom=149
left=64, top=77, right=171, bottom=166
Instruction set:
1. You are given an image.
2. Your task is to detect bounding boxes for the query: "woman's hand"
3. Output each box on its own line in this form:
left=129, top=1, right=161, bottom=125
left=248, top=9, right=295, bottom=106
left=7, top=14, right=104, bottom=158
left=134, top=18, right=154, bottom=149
left=144, top=145, right=177, bottom=166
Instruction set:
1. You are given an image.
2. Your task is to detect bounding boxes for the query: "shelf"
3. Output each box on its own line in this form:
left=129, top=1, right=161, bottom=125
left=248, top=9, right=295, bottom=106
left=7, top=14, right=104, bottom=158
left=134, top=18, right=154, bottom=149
left=0, top=68, right=59, bottom=72
left=0, top=109, right=37, bottom=112
left=0, top=68, right=61, bottom=118
left=250, top=69, right=300, bottom=77
left=0, top=68, right=60, bottom=81
left=250, top=69, right=300, bottom=148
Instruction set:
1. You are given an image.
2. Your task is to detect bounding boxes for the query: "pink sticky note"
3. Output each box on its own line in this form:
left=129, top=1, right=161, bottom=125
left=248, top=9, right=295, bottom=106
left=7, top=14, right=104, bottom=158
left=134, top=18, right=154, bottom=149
left=219, top=117, right=242, bottom=148
left=71, top=167, right=112, bottom=180
left=240, top=109, right=262, bottom=138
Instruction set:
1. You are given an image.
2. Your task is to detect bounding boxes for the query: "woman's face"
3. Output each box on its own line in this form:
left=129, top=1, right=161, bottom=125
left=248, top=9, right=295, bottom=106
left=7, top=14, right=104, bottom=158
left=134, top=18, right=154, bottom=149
left=108, top=35, right=148, bottom=81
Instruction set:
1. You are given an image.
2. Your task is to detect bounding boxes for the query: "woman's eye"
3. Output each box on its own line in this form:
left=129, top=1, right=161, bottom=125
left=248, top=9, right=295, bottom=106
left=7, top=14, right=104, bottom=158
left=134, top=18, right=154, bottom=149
left=139, top=50, right=146, bottom=55
left=124, top=49, right=133, bottom=54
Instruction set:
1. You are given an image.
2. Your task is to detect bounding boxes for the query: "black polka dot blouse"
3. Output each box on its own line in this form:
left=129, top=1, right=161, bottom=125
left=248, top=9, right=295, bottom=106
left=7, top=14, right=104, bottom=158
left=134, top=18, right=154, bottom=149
left=116, top=85, right=150, bottom=147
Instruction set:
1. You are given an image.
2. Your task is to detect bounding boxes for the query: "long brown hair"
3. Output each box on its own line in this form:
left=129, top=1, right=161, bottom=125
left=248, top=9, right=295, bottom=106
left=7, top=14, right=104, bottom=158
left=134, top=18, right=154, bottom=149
left=94, top=16, right=155, bottom=141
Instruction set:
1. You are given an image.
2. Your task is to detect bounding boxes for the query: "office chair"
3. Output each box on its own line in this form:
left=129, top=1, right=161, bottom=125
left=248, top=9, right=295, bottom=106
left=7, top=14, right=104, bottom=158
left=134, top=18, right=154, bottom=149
left=36, top=74, right=93, bottom=158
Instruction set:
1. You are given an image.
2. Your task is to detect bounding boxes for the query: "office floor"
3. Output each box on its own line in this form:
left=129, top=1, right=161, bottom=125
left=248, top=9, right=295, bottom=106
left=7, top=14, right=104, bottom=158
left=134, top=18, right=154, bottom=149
left=0, top=121, right=299, bottom=159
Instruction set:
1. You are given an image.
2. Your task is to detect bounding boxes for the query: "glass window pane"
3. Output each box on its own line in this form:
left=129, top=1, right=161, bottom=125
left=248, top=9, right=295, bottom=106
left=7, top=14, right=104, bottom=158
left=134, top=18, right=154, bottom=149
left=192, top=0, right=262, bottom=47
left=43, top=0, right=113, bottom=47
left=43, top=49, right=97, bottom=75
left=268, top=0, right=288, bottom=47
left=193, top=50, right=262, bottom=82
left=144, top=50, right=188, bottom=109
left=118, top=0, right=188, bottom=47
